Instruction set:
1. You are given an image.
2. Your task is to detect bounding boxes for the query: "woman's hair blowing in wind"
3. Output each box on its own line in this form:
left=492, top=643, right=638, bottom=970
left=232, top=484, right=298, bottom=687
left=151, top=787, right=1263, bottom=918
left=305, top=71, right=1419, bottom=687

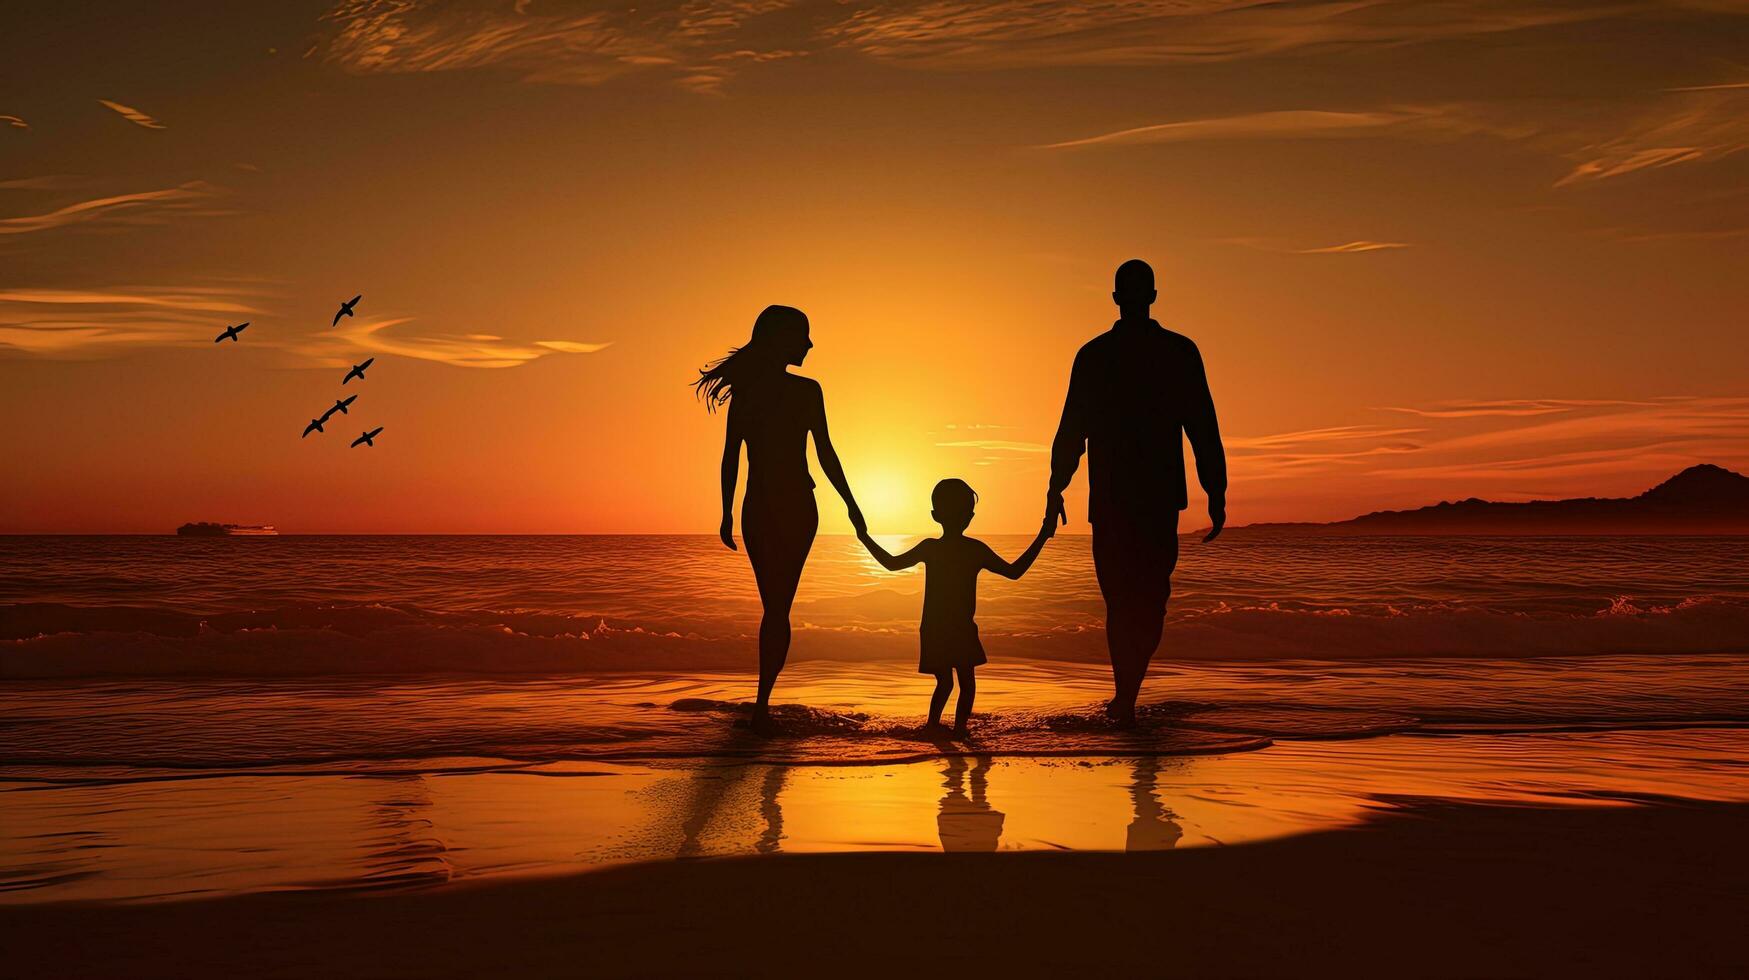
left=692, top=305, right=808, bottom=411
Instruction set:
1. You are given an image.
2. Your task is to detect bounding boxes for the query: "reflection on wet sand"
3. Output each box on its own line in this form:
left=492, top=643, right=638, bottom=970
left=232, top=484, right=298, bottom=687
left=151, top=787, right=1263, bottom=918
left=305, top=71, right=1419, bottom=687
left=938, top=757, right=1005, bottom=852
left=676, top=767, right=743, bottom=858
left=1125, top=756, right=1183, bottom=852
left=358, top=775, right=451, bottom=889
left=672, top=762, right=788, bottom=858
left=757, top=766, right=786, bottom=854
left=8, top=730, right=1749, bottom=903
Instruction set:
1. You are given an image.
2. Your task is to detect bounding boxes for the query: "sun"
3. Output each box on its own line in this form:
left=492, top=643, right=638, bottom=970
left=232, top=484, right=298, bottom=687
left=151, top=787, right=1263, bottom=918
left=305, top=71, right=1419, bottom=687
left=854, top=468, right=932, bottom=534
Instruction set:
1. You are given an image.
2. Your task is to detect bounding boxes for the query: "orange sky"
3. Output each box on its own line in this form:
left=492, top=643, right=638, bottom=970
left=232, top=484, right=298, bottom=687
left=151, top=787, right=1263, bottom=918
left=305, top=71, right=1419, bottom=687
left=3, top=1, right=1747, bottom=533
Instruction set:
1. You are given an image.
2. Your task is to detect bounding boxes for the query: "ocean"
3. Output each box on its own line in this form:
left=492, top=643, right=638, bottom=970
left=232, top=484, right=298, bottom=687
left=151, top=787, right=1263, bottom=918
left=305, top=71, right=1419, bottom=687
left=4, top=533, right=1749, bottom=901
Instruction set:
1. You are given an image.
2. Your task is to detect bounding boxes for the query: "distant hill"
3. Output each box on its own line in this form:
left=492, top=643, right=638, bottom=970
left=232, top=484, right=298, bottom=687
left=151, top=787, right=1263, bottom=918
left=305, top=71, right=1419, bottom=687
left=1238, top=464, right=1749, bottom=535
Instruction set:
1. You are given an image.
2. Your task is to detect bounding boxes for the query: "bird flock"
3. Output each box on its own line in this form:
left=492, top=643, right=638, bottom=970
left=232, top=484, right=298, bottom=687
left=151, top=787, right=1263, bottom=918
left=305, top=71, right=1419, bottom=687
left=215, top=293, right=385, bottom=449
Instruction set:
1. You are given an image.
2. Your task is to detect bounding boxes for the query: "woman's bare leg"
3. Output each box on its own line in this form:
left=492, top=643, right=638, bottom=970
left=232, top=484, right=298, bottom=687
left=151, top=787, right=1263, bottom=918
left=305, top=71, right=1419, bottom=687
left=750, top=564, right=802, bottom=733
left=744, top=500, right=816, bottom=734
left=755, top=583, right=797, bottom=710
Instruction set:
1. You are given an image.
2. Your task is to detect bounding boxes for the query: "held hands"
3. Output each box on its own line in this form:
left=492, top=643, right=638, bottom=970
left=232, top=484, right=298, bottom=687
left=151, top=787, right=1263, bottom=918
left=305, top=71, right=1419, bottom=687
left=720, top=512, right=737, bottom=551
left=1045, top=490, right=1067, bottom=528
left=853, top=520, right=881, bottom=562
left=1202, top=497, right=1226, bottom=543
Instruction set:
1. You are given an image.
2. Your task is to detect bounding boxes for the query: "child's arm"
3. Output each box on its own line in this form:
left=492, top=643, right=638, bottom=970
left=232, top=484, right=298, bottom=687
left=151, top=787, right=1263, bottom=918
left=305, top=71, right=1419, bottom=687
left=858, top=529, right=927, bottom=572
left=984, top=519, right=1055, bottom=581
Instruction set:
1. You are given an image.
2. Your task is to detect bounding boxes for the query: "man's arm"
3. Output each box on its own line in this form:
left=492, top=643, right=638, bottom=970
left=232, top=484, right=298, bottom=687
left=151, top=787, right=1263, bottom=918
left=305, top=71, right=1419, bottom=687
left=982, top=521, right=1054, bottom=581
left=1184, top=342, right=1226, bottom=541
left=1047, top=348, right=1091, bottom=524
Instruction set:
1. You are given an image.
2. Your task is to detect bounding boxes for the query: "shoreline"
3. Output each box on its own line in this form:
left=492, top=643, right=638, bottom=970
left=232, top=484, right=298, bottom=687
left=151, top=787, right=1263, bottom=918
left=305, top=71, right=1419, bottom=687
left=6, top=798, right=1747, bottom=978
left=10, top=719, right=1749, bottom=784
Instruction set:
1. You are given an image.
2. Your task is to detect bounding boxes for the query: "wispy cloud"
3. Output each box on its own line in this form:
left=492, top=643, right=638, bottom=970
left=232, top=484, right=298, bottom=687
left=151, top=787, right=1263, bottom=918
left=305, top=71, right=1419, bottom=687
left=1228, top=425, right=1426, bottom=451
left=1040, top=109, right=1413, bottom=149
left=0, top=286, right=266, bottom=357
left=316, top=0, right=804, bottom=93
left=1223, top=237, right=1413, bottom=255
left=0, top=175, right=91, bottom=191
left=1552, top=91, right=1749, bottom=186
left=97, top=99, right=166, bottom=129
left=936, top=439, right=1047, bottom=453
left=824, top=0, right=1629, bottom=70
left=0, top=182, right=224, bottom=236
left=936, top=427, right=1048, bottom=467
left=297, top=315, right=610, bottom=369
left=0, top=287, right=258, bottom=314
left=1044, top=89, right=1748, bottom=197
left=1665, top=81, right=1749, bottom=92
left=1040, top=100, right=1537, bottom=151
left=318, top=0, right=1618, bottom=95
left=534, top=339, right=614, bottom=354
left=1597, top=225, right=1749, bottom=244
left=1296, top=240, right=1412, bottom=254
left=1378, top=398, right=1660, bottom=419
left=1, top=115, right=26, bottom=129
left=1229, top=397, right=1749, bottom=499
left=0, top=288, right=610, bottom=367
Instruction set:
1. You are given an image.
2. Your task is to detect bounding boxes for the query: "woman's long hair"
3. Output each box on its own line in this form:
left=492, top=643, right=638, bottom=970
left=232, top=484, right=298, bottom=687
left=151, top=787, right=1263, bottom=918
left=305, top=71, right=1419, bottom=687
left=692, top=305, right=808, bottom=411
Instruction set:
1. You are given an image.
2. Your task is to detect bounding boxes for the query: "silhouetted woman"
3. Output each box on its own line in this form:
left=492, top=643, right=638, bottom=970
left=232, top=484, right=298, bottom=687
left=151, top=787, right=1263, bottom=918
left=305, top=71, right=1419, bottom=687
left=695, top=305, right=865, bottom=734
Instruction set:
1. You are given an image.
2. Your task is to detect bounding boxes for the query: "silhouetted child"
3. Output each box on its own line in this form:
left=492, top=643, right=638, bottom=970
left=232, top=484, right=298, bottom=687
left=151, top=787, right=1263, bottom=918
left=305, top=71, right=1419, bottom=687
left=857, top=479, right=1054, bottom=737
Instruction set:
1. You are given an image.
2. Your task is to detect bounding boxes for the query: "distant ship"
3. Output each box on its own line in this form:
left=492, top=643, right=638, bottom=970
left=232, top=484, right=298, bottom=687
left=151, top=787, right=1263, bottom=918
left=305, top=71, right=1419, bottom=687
left=176, top=523, right=279, bottom=537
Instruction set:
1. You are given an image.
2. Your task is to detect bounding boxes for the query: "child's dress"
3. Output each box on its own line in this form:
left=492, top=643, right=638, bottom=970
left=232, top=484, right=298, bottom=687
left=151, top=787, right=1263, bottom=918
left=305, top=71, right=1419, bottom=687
left=913, top=535, right=1000, bottom=674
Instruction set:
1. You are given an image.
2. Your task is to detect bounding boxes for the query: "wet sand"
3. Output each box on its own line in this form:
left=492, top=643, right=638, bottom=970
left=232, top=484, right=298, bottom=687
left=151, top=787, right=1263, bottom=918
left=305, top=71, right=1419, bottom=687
left=10, top=731, right=1749, bottom=903
left=6, top=798, right=1746, bottom=979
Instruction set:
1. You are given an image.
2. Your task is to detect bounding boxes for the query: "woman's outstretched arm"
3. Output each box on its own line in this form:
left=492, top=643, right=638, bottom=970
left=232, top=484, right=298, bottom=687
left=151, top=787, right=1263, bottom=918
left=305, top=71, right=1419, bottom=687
left=858, top=529, right=925, bottom=572
left=807, top=380, right=866, bottom=534
left=719, top=400, right=745, bottom=550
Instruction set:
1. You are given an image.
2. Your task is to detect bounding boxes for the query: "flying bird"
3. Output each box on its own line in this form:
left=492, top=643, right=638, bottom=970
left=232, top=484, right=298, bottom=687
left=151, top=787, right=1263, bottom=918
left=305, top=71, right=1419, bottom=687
left=325, top=394, right=357, bottom=418
left=343, top=357, right=374, bottom=384
left=214, top=322, right=249, bottom=343
left=332, top=295, right=361, bottom=327
left=302, top=417, right=325, bottom=438
left=351, top=426, right=383, bottom=448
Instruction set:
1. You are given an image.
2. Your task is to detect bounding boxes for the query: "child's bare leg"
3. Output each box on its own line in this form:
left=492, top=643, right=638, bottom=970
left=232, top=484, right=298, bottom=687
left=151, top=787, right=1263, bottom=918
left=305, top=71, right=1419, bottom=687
left=953, top=666, right=976, bottom=736
left=928, top=670, right=953, bottom=728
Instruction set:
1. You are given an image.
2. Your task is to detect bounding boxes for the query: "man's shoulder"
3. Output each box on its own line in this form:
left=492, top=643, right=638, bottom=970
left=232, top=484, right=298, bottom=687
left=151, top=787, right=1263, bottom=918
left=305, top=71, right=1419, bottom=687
left=1075, top=331, right=1119, bottom=363
left=1077, top=323, right=1200, bottom=361
left=1157, top=324, right=1199, bottom=350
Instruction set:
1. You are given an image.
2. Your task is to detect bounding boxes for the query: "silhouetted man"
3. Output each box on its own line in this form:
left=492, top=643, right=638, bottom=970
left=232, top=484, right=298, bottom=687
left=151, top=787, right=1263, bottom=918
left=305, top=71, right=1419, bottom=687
left=1047, top=259, right=1226, bottom=726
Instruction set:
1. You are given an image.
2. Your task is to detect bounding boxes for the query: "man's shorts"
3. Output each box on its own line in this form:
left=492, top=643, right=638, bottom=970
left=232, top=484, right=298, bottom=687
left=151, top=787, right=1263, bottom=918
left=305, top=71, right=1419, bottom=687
left=1091, top=514, right=1181, bottom=617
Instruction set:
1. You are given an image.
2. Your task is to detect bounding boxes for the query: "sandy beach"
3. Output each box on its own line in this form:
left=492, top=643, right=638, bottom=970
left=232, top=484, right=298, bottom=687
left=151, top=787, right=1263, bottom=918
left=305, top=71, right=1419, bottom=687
left=8, top=798, right=1746, bottom=979
left=7, top=538, right=1749, bottom=975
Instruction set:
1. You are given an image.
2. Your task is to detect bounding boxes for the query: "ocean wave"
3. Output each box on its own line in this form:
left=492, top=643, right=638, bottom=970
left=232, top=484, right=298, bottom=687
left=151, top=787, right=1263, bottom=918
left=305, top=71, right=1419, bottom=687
left=4, top=653, right=1746, bottom=776
left=7, top=595, right=1749, bottom=678
left=0, top=694, right=1352, bottom=775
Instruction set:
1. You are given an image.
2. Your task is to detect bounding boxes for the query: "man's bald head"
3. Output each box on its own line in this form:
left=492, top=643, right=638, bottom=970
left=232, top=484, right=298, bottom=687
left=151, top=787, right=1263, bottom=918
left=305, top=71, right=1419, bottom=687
left=1113, top=258, right=1157, bottom=315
